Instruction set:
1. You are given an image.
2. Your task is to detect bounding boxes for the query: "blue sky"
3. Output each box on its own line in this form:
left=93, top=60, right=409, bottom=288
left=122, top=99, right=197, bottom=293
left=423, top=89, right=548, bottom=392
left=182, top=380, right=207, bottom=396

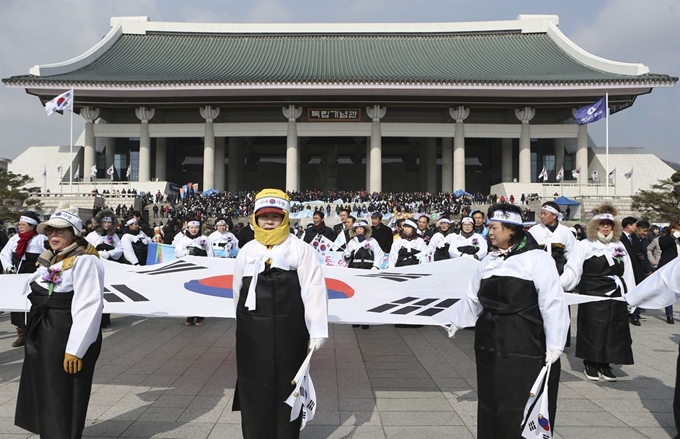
left=0, top=0, right=678, bottom=162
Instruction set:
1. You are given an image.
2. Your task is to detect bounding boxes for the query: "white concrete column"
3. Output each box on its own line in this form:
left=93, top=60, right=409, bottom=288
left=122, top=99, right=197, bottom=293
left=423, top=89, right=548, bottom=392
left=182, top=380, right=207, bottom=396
left=426, top=137, right=437, bottom=193
left=366, top=105, right=386, bottom=193
left=215, top=137, right=226, bottom=191
left=155, top=138, right=166, bottom=181
left=515, top=107, right=535, bottom=183
left=365, top=137, right=371, bottom=191
left=501, top=138, right=513, bottom=182
left=228, top=137, right=243, bottom=192
left=135, top=107, right=155, bottom=182
left=441, top=137, right=453, bottom=193
left=576, top=124, right=588, bottom=185
left=450, top=106, right=470, bottom=191
left=105, top=138, right=115, bottom=174
left=282, top=105, right=302, bottom=192
left=200, top=105, right=220, bottom=191
left=81, top=107, right=99, bottom=182
left=554, top=138, right=565, bottom=178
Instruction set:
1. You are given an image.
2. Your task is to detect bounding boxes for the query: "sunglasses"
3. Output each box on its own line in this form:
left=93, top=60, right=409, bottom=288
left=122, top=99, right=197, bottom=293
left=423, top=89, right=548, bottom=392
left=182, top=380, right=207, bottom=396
left=44, top=226, right=69, bottom=235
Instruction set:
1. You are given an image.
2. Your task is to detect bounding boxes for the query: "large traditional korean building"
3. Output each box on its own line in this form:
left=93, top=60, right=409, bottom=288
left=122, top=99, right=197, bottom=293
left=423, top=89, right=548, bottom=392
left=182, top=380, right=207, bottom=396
left=3, top=15, right=677, bottom=195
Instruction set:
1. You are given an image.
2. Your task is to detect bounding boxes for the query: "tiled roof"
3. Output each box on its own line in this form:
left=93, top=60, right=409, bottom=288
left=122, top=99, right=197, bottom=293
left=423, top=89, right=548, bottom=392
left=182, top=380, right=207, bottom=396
left=4, top=33, right=675, bottom=87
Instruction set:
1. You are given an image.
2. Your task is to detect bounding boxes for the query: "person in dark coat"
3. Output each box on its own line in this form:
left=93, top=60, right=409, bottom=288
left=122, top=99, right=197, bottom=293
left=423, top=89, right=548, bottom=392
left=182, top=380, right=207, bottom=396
left=620, top=217, right=646, bottom=325
left=448, top=203, right=568, bottom=439
left=236, top=218, right=255, bottom=246
left=561, top=205, right=636, bottom=382
left=232, top=189, right=328, bottom=439
left=370, top=212, right=392, bottom=253
left=657, top=221, right=680, bottom=323
left=303, top=211, right=335, bottom=244
left=0, top=212, right=47, bottom=347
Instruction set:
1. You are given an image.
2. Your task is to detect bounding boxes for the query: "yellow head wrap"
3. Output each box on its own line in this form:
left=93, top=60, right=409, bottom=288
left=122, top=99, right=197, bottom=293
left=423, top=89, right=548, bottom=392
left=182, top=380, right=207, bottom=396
left=252, top=189, right=291, bottom=246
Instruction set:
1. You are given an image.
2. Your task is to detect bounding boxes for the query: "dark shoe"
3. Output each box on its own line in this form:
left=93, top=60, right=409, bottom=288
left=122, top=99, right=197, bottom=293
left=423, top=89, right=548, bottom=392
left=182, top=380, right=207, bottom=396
left=630, top=316, right=641, bottom=326
left=583, top=363, right=599, bottom=381
left=12, top=327, right=26, bottom=348
left=185, top=317, right=195, bottom=326
left=352, top=324, right=360, bottom=328
left=667, top=316, right=675, bottom=324
left=195, top=317, right=205, bottom=326
left=598, top=365, right=617, bottom=382
left=361, top=325, right=370, bottom=330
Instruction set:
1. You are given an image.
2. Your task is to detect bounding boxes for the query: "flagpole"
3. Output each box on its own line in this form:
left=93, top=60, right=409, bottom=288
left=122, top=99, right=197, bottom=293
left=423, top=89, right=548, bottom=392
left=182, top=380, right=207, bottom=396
left=69, top=88, right=74, bottom=193
left=605, top=92, right=609, bottom=196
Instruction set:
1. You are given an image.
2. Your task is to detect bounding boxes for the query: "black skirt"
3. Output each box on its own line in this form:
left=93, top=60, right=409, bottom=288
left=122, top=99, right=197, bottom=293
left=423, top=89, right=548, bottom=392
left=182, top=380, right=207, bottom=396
left=15, top=283, right=102, bottom=439
left=233, top=267, right=309, bottom=439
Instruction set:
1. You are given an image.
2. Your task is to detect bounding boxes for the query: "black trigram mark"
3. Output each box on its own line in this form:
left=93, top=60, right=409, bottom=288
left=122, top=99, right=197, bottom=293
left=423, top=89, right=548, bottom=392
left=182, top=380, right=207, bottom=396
left=136, top=260, right=207, bottom=275
left=359, top=272, right=431, bottom=282
left=104, top=285, right=149, bottom=303
left=367, top=296, right=459, bottom=316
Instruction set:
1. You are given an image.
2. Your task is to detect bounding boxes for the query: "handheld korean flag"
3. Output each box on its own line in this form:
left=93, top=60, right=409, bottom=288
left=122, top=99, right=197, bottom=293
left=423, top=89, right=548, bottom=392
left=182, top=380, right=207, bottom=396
left=90, top=165, right=97, bottom=177
left=312, top=234, right=339, bottom=254
left=334, top=229, right=347, bottom=248
left=624, top=169, right=633, bottom=180
left=538, top=167, right=548, bottom=182
left=45, top=89, right=73, bottom=116
left=591, top=169, right=599, bottom=181
left=574, top=96, right=606, bottom=125
left=285, top=349, right=317, bottom=430
left=521, top=359, right=552, bottom=438
left=555, top=167, right=564, bottom=181
left=608, top=167, right=616, bottom=182
left=106, top=165, right=115, bottom=180
left=571, top=167, right=580, bottom=179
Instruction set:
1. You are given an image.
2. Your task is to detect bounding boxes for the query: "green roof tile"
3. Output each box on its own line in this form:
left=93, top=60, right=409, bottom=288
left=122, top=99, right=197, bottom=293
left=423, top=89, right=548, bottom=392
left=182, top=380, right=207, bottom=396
left=4, top=33, right=675, bottom=85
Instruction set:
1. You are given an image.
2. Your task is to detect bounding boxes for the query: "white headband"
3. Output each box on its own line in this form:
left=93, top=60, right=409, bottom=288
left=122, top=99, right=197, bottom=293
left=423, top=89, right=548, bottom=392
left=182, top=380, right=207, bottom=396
left=541, top=205, right=560, bottom=216
left=403, top=219, right=418, bottom=229
left=489, top=210, right=523, bottom=226
left=125, top=218, right=137, bottom=226
left=19, top=215, right=38, bottom=226
left=187, top=221, right=200, bottom=227
left=215, top=220, right=227, bottom=226
left=254, top=196, right=290, bottom=213
left=592, top=213, right=615, bottom=222
left=460, top=217, right=474, bottom=225
left=438, top=218, right=451, bottom=224
left=101, top=217, right=112, bottom=223
left=353, top=220, right=369, bottom=228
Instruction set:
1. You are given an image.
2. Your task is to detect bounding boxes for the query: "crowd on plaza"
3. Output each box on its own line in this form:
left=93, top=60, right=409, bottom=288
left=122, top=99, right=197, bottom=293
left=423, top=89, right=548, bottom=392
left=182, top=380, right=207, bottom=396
left=1, top=187, right=679, bottom=439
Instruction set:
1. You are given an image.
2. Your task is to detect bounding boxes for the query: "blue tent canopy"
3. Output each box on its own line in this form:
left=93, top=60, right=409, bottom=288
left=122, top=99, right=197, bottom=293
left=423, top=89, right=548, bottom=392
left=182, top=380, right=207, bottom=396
left=554, top=196, right=580, bottom=205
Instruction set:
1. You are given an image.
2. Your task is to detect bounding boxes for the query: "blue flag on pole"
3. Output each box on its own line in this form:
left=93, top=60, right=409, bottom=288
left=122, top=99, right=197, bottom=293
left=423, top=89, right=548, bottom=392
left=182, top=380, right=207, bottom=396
left=574, top=97, right=606, bottom=125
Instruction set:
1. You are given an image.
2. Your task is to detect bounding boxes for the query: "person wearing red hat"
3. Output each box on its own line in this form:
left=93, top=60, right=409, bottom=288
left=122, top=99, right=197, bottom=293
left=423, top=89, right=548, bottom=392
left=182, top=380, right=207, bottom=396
left=231, top=189, right=328, bottom=439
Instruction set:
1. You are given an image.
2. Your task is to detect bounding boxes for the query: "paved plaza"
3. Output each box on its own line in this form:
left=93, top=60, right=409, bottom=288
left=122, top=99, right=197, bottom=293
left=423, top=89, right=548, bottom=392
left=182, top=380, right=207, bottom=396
left=0, top=307, right=677, bottom=439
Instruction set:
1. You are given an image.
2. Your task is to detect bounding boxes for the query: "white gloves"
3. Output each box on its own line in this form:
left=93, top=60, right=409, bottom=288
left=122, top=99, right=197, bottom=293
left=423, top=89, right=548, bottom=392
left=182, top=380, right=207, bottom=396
left=308, top=338, right=326, bottom=351
left=99, top=251, right=110, bottom=259
left=446, top=324, right=458, bottom=339
left=545, top=348, right=562, bottom=364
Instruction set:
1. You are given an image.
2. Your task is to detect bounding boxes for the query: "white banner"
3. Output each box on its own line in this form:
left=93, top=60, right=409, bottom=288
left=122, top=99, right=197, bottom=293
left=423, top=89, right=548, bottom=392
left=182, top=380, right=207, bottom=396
left=1, top=257, right=630, bottom=326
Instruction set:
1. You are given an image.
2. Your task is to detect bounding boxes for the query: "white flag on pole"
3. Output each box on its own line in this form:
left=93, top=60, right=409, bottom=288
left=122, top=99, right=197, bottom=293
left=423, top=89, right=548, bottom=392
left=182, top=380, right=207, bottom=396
left=126, top=164, right=131, bottom=178
left=285, top=350, right=317, bottom=430
left=106, top=165, right=115, bottom=180
left=41, top=166, right=46, bottom=178
left=555, top=167, right=564, bottom=181
left=45, top=89, right=74, bottom=116
left=571, top=168, right=580, bottom=179
left=74, top=165, right=80, bottom=181
left=538, top=167, right=548, bottom=182
left=591, top=170, right=599, bottom=181
left=90, top=165, right=97, bottom=177
left=624, top=168, right=633, bottom=179
left=608, top=167, right=617, bottom=182
left=57, top=165, right=63, bottom=178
